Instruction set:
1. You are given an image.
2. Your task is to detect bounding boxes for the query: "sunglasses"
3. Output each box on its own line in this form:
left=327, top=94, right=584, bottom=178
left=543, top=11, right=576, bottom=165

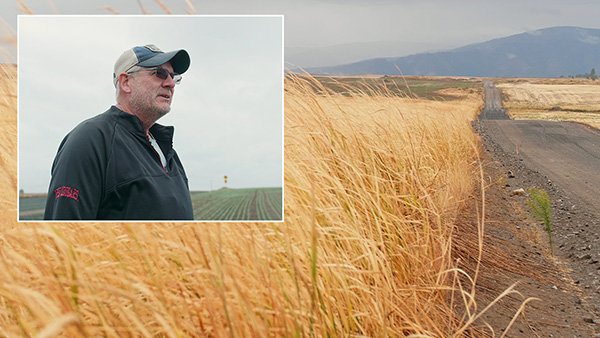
left=127, top=66, right=182, bottom=85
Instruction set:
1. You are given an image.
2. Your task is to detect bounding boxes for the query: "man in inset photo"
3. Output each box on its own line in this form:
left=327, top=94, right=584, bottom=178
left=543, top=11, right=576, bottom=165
left=44, top=44, right=194, bottom=220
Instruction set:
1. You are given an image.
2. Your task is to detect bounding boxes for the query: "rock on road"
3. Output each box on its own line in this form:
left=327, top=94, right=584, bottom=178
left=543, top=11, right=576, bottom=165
left=478, top=80, right=600, bottom=211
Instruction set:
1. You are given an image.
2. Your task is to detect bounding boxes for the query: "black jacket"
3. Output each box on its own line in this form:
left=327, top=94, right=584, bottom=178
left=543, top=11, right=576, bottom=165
left=44, top=106, right=194, bottom=220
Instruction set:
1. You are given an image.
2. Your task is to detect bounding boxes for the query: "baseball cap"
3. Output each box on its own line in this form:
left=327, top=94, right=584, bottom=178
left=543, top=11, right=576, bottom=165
left=113, top=44, right=190, bottom=87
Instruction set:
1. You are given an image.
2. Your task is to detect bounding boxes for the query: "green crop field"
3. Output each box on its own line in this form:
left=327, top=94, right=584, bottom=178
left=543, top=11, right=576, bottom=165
left=18, top=187, right=283, bottom=221
left=18, top=196, right=46, bottom=220
left=191, top=187, right=283, bottom=221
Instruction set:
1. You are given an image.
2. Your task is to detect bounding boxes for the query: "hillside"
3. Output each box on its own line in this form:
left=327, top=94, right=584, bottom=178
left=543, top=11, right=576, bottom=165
left=306, top=26, right=600, bottom=77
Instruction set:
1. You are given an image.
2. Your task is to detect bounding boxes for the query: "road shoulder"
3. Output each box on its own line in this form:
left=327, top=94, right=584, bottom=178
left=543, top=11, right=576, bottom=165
left=452, top=121, right=600, bottom=336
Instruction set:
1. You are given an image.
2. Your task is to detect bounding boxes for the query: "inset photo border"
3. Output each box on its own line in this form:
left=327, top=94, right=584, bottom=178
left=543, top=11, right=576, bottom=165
left=18, top=15, right=283, bottom=222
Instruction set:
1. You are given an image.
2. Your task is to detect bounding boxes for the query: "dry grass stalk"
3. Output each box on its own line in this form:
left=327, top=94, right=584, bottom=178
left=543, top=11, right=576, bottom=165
left=16, top=0, right=34, bottom=15
left=183, top=0, right=197, bottom=14
left=47, top=0, right=59, bottom=14
left=154, top=0, right=173, bottom=14
left=135, top=0, right=150, bottom=15
left=99, top=6, right=120, bottom=15
left=0, top=18, right=16, bottom=61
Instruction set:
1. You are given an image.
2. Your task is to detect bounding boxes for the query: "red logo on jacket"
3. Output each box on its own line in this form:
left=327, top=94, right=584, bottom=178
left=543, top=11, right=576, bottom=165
left=54, top=186, right=79, bottom=201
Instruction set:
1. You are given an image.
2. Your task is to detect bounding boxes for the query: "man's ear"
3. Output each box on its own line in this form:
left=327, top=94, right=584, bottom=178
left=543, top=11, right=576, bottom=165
left=118, top=73, right=133, bottom=94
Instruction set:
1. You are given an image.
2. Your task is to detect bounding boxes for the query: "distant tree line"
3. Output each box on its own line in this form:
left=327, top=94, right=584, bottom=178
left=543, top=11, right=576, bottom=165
left=561, top=68, right=597, bottom=80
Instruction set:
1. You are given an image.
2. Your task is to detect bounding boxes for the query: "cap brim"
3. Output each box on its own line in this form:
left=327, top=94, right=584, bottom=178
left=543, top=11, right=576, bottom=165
left=136, top=49, right=190, bottom=74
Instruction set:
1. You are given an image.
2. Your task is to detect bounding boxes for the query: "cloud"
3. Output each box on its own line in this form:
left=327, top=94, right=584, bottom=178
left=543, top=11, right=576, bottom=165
left=526, top=29, right=543, bottom=36
left=578, top=32, right=600, bottom=44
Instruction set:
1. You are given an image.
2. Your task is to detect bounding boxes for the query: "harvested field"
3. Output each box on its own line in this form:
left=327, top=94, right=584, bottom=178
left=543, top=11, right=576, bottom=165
left=497, top=80, right=600, bottom=129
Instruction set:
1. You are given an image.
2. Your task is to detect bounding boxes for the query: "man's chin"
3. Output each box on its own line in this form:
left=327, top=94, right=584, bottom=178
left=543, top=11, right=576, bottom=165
left=161, top=103, right=171, bottom=110
left=156, top=103, right=171, bottom=115
left=149, top=106, right=170, bottom=120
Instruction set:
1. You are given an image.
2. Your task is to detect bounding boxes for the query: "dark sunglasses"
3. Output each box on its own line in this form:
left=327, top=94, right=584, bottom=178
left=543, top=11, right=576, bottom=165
left=127, top=66, right=182, bottom=85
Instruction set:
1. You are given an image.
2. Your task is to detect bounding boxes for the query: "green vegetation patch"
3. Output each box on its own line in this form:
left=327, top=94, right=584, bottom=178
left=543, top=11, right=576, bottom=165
left=19, top=196, right=46, bottom=220
left=293, top=75, right=481, bottom=100
left=526, top=187, right=553, bottom=254
left=191, top=187, right=283, bottom=221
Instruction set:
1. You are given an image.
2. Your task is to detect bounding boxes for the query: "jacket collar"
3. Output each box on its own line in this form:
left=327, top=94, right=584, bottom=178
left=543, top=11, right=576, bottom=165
left=110, top=105, right=175, bottom=156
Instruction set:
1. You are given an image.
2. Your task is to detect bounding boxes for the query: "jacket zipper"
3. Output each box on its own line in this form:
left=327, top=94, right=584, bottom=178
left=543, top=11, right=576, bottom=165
left=141, top=121, right=168, bottom=173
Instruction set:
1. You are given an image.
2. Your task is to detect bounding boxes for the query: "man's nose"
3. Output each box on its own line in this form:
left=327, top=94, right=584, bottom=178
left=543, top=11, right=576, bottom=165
left=162, top=74, right=176, bottom=88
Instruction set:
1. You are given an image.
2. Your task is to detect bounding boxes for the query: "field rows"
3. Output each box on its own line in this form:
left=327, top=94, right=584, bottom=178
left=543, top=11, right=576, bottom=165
left=191, top=187, right=282, bottom=221
left=19, top=188, right=283, bottom=221
left=18, top=196, right=45, bottom=220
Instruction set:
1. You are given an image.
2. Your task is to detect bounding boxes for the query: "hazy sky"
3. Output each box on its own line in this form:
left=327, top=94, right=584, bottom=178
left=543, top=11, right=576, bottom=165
left=3, top=0, right=600, bottom=51
left=6, top=1, right=600, bottom=193
left=18, top=15, right=282, bottom=193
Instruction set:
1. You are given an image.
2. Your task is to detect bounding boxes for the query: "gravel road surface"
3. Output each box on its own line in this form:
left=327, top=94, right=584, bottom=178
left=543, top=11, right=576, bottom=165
left=478, top=80, right=600, bottom=212
left=473, top=81, right=600, bottom=335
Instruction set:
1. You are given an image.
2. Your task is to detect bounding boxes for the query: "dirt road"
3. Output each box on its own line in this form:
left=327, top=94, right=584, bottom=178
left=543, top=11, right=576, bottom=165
left=478, top=81, right=600, bottom=211
left=479, top=80, right=510, bottom=119
left=473, top=81, right=600, bottom=335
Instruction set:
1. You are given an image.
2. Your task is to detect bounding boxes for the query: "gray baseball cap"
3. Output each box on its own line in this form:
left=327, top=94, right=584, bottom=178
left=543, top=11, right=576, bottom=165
left=113, top=44, right=190, bottom=87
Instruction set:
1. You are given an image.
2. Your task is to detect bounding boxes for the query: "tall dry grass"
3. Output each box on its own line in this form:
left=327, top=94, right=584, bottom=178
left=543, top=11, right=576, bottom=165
left=1, top=12, right=515, bottom=335
left=1, top=60, right=500, bottom=335
left=0, top=62, right=17, bottom=222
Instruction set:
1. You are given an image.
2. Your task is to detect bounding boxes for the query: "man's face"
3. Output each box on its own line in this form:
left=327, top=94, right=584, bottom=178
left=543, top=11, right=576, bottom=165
left=129, top=62, right=176, bottom=120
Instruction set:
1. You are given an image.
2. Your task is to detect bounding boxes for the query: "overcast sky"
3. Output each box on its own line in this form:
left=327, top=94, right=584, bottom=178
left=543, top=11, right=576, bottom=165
left=5, top=1, right=600, bottom=192
left=4, top=0, right=600, bottom=51
left=18, top=15, right=282, bottom=193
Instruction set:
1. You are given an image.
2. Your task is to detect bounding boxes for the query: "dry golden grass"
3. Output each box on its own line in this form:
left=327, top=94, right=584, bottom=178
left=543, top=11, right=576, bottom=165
left=497, top=80, right=600, bottom=129
left=0, top=63, right=17, bottom=222
left=0, top=57, right=510, bottom=335
left=2, top=9, right=534, bottom=335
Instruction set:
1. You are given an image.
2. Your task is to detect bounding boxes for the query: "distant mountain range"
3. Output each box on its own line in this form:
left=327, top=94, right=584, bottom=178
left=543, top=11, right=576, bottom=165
left=304, top=26, right=600, bottom=77
left=285, top=40, right=455, bottom=69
